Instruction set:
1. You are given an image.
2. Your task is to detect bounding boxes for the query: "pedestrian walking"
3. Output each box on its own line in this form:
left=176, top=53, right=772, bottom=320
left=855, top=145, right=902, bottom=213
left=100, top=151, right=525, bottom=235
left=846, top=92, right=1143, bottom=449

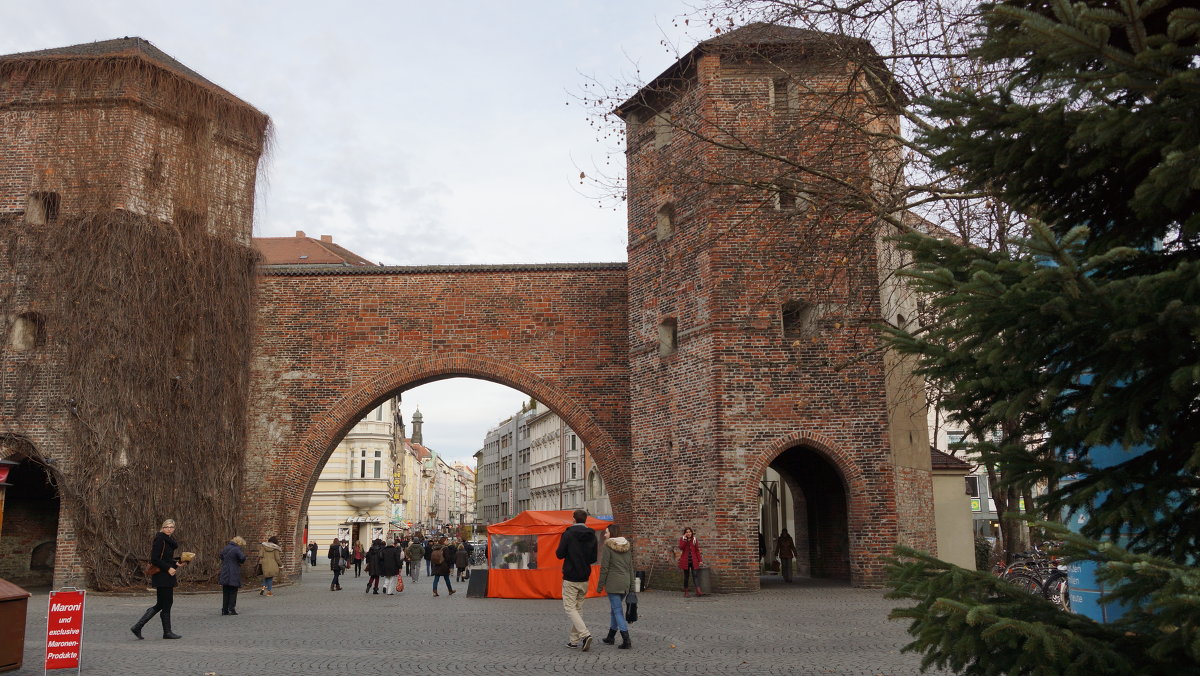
left=555, top=509, right=597, bottom=651
left=219, top=536, right=247, bottom=615
left=379, top=538, right=403, bottom=594
left=597, top=524, right=634, bottom=649
left=328, top=538, right=348, bottom=590
left=353, top=541, right=365, bottom=577
left=776, top=528, right=797, bottom=583
left=676, top=527, right=704, bottom=596
left=258, top=536, right=283, bottom=596
left=423, top=535, right=434, bottom=576
left=406, top=538, right=425, bottom=583
left=307, top=541, right=317, bottom=566
left=430, top=536, right=455, bottom=596
left=130, top=519, right=186, bottom=640
left=455, top=540, right=470, bottom=581
left=364, top=538, right=382, bottom=594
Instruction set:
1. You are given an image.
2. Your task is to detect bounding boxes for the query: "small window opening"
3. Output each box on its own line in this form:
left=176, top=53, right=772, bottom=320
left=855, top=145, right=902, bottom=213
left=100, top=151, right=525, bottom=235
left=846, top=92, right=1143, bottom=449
left=653, top=113, right=673, bottom=150
left=781, top=301, right=818, bottom=340
left=655, top=203, right=674, bottom=241
left=773, top=180, right=810, bottom=212
left=965, top=476, right=979, bottom=498
left=8, top=312, right=46, bottom=351
left=772, top=77, right=791, bottom=110
left=26, top=192, right=60, bottom=225
left=658, top=318, right=678, bottom=356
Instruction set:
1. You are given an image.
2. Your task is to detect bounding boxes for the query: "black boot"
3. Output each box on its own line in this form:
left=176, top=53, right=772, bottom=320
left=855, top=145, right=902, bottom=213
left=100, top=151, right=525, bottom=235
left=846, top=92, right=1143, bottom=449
left=161, top=610, right=182, bottom=639
left=130, top=607, right=158, bottom=639
left=602, top=629, right=617, bottom=645
left=618, top=630, right=631, bottom=649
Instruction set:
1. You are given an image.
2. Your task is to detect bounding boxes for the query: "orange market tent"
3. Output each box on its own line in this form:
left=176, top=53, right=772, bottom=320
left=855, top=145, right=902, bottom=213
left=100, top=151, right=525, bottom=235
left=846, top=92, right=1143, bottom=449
left=486, top=510, right=611, bottom=599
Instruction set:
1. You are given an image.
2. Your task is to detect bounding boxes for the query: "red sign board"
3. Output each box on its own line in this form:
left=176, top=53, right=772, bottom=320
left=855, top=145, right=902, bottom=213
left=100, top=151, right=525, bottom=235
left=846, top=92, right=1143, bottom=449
left=44, top=589, right=85, bottom=671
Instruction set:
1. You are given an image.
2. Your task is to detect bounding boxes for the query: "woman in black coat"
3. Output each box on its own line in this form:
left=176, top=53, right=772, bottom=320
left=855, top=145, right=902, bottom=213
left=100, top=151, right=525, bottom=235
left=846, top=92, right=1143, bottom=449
left=130, top=519, right=185, bottom=640
left=328, top=538, right=348, bottom=590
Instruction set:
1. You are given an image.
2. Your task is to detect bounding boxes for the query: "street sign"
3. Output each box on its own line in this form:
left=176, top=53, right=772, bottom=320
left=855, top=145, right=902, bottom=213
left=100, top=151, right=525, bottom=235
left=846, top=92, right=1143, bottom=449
left=44, top=588, right=85, bottom=672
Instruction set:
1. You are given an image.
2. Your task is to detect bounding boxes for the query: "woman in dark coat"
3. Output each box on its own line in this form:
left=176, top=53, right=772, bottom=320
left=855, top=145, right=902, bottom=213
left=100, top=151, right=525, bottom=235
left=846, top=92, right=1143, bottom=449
left=130, top=519, right=185, bottom=640
left=219, top=536, right=247, bottom=615
left=429, top=536, right=455, bottom=597
left=598, top=524, right=635, bottom=649
left=676, top=527, right=704, bottom=596
left=328, top=538, right=348, bottom=591
left=364, top=539, right=383, bottom=594
left=454, top=542, right=470, bottom=581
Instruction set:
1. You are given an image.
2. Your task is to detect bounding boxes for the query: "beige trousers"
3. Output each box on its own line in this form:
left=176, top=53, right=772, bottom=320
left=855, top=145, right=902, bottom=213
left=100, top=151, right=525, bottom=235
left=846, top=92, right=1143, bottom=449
left=562, top=580, right=590, bottom=642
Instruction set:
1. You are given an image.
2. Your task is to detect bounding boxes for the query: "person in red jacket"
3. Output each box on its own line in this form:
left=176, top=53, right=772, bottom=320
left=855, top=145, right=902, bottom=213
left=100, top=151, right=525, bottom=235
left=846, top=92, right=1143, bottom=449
left=676, top=527, right=704, bottom=596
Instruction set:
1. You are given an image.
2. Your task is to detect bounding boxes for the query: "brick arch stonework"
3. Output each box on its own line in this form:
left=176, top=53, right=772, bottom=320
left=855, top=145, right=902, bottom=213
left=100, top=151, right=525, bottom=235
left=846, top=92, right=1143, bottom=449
left=743, top=431, right=888, bottom=588
left=283, top=353, right=633, bottom=534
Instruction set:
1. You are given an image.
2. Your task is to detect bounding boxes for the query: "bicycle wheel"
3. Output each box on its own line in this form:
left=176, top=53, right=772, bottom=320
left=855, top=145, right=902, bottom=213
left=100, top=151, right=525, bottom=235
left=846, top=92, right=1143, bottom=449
left=1004, top=571, right=1045, bottom=596
left=1043, top=571, right=1070, bottom=611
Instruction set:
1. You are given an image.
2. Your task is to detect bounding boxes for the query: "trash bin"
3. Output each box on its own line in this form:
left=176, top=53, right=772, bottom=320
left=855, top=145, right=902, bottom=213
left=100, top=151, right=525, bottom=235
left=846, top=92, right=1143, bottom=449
left=0, top=578, right=31, bottom=672
left=696, top=566, right=713, bottom=593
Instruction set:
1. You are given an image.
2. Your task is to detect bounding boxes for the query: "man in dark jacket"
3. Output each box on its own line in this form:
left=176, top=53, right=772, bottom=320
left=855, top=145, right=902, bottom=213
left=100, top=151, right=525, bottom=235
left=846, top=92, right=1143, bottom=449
left=379, top=539, right=403, bottom=595
left=555, top=509, right=597, bottom=651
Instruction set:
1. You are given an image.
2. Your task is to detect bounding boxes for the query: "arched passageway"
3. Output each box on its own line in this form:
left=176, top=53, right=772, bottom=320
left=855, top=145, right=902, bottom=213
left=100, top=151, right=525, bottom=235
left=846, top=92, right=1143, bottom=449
left=0, top=446, right=60, bottom=588
left=763, top=445, right=851, bottom=582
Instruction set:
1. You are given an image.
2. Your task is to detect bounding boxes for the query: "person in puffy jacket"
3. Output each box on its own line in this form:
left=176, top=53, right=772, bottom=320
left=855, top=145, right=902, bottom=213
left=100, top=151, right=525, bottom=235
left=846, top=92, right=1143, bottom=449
left=556, top=509, right=598, bottom=651
left=219, top=536, right=247, bottom=615
left=597, top=524, right=635, bottom=649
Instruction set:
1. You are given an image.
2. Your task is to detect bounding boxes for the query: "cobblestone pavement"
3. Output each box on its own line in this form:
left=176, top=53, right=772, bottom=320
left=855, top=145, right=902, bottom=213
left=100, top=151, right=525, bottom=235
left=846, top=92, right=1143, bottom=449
left=15, top=571, right=956, bottom=675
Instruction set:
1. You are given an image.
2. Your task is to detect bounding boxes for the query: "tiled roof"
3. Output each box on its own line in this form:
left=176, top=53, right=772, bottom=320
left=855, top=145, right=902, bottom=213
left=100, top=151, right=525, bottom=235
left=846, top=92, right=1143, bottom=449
left=254, top=232, right=376, bottom=267
left=699, top=22, right=849, bottom=49
left=930, top=447, right=972, bottom=472
left=0, top=37, right=251, bottom=108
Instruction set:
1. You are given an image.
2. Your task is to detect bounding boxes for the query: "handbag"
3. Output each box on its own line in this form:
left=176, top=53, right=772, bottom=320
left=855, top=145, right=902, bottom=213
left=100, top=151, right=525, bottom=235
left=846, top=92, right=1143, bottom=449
left=254, top=562, right=264, bottom=576
left=625, top=590, right=639, bottom=622
left=144, top=562, right=160, bottom=577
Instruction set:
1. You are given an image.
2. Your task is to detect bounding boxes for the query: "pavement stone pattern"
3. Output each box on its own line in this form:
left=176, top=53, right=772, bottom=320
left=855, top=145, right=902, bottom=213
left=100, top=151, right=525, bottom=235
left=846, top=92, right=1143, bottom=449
left=14, top=571, right=957, bottom=675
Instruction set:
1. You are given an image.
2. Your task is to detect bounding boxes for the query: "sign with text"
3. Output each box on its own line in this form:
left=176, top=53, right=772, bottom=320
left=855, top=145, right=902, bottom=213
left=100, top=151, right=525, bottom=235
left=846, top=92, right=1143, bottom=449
left=44, top=589, right=85, bottom=671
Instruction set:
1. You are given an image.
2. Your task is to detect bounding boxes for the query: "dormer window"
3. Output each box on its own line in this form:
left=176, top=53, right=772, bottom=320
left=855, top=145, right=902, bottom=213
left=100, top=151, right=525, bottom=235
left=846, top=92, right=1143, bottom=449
left=658, top=318, right=678, bottom=356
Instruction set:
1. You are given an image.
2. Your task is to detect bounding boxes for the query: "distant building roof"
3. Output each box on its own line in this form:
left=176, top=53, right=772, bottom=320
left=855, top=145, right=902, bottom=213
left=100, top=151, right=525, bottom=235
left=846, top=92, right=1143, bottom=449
left=930, top=448, right=972, bottom=473
left=254, top=231, right=376, bottom=267
left=0, top=37, right=257, bottom=111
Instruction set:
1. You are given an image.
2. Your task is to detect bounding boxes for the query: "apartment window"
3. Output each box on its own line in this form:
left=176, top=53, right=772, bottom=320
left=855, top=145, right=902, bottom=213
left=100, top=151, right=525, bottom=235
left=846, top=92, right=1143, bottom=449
left=569, top=434, right=577, bottom=452
left=965, top=476, right=980, bottom=498
left=570, top=462, right=578, bottom=480
left=26, top=192, right=60, bottom=225
left=655, top=203, right=675, bottom=241
left=658, top=318, right=678, bottom=356
left=947, top=431, right=967, bottom=448
left=374, top=450, right=382, bottom=478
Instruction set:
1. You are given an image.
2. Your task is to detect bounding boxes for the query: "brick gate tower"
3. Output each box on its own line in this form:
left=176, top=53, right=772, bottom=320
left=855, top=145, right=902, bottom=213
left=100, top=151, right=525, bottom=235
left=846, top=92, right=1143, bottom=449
left=618, top=24, right=933, bottom=589
left=0, top=39, right=269, bottom=588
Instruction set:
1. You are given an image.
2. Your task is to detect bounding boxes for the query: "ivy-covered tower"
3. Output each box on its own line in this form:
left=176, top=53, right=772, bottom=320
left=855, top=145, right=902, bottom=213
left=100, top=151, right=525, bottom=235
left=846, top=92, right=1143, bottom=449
left=0, top=38, right=269, bottom=588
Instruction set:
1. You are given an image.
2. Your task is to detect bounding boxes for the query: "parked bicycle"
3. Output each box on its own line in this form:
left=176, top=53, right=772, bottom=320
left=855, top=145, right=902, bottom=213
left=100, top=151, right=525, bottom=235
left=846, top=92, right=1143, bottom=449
left=993, top=542, right=1070, bottom=612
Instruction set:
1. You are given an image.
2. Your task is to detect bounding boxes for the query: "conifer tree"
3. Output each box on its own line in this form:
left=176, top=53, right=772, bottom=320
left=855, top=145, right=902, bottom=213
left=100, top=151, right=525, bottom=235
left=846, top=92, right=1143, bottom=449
left=884, top=1, right=1200, bottom=673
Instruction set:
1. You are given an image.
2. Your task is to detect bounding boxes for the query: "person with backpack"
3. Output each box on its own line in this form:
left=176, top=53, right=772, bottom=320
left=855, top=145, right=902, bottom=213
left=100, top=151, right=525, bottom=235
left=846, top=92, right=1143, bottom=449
left=406, top=538, right=425, bottom=582
left=429, top=536, right=455, bottom=597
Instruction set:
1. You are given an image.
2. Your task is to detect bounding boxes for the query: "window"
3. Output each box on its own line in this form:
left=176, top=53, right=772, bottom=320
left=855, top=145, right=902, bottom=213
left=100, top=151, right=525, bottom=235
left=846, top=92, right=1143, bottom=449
left=26, top=192, right=60, bottom=225
left=653, top=112, right=673, bottom=149
left=570, top=462, right=577, bottom=480
left=965, top=476, right=980, bottom=498
left=8, top=312, right=46, bottom=351
left=655, top=203, right=674, bottom=240
left=658, top=318, right=678, bottom=356
left=374, top=450, right=382, bottom=479
left=771, top=77, right=792, bottom=111
left=947, top=431, right=967, bottom=448
left=781, top=300, right=818, bottom=340
left=569, top=434, right=577, bottom=452
left=773, top=179, right=810, bottom=212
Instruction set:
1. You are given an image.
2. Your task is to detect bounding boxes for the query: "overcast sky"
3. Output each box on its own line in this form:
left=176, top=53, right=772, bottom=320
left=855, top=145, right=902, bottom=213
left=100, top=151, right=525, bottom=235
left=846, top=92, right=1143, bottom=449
left=4, top=1, right=711, bottom=466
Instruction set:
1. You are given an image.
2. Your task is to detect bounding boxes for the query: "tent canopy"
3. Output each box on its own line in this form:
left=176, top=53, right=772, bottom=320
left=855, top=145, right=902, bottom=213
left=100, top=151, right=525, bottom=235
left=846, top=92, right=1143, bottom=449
left=488, top=510, right=612, bottom=536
